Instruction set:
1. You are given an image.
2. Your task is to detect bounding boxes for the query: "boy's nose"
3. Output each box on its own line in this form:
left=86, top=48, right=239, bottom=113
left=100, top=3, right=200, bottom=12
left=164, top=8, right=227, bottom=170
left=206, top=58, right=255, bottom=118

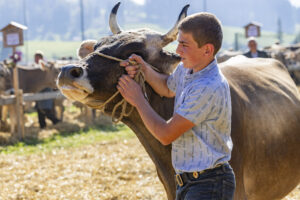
left=176, top=45, right=182, bottom=55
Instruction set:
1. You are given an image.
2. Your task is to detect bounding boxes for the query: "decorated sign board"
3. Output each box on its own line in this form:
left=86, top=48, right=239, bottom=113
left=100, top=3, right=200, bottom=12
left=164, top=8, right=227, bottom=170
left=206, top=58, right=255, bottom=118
left=244, top=22, right=261, bottom=38
left=0, top=21, right=27, bottom=48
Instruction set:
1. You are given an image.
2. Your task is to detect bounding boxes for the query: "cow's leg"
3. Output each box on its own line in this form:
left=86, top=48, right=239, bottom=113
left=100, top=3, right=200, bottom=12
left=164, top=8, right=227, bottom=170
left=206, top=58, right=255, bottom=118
left=156, top=166, right=175, bottom=200
left=54, top=99, right=64, bottom=121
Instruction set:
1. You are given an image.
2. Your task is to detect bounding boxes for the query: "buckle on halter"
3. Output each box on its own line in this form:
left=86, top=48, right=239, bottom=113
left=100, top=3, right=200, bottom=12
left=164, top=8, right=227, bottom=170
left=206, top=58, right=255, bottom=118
left=176, top=174, right=184, bottom=187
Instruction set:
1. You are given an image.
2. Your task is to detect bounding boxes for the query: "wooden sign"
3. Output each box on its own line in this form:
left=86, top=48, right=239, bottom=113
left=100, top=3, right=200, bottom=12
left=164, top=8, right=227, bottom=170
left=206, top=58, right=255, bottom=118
left=244, top=22, right=261, bottom=38
left=0, top=21, right=27, bottom=48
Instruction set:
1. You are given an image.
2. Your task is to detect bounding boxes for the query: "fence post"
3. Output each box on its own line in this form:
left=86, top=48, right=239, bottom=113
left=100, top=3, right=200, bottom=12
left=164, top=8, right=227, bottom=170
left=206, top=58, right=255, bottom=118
left=12, top=46, right=25, bottom=139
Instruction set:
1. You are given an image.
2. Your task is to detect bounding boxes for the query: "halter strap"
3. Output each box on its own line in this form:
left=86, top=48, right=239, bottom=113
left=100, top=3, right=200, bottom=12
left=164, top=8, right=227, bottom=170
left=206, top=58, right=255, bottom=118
left=86, top=51, right=156, bottom=123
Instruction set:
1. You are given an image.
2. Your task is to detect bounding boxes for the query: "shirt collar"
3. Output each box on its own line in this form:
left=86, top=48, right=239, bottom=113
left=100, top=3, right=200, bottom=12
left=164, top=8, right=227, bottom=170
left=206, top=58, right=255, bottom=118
left=185, top=59, right=218, bottom=79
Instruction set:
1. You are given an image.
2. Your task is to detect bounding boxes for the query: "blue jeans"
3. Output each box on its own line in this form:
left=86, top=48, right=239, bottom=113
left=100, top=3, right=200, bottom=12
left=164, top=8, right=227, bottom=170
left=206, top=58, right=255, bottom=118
left=175, top=163, right=235, bottom=200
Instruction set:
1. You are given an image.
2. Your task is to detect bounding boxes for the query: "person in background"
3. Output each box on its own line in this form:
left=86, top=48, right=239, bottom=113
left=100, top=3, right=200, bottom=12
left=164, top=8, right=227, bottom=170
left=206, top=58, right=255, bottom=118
left=243, top=37, right=269, bottom=58
left=33, top=51, right=60, bottom=129
left=33, top=50, right=47, bottom=68
left=35, top=88, right=60, bottom=129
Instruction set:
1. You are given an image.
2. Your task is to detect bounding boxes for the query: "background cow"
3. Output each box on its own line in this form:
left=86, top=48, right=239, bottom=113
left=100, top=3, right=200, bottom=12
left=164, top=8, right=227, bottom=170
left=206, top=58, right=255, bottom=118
left=1, top=61, right=63, bottom=133
left=265, top=43, right=300, bottom=84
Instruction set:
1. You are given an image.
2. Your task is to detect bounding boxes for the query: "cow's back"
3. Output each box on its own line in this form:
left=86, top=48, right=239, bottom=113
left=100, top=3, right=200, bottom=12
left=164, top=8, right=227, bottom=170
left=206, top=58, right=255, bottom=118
left=220, top=56, right=300, bottom=200
left=15, top=65, right=58, bottom=93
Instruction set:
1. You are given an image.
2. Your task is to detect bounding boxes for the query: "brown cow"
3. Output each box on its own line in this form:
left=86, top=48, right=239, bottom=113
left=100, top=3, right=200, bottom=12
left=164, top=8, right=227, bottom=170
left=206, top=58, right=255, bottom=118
left=11, top=63, right=59, bottom=93
left=57, top=3, right=300, bottom=200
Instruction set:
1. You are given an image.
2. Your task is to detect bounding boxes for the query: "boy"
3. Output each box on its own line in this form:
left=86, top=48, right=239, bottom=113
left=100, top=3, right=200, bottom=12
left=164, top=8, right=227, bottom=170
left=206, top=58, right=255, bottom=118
left=117, top=12, right=235, bottom=200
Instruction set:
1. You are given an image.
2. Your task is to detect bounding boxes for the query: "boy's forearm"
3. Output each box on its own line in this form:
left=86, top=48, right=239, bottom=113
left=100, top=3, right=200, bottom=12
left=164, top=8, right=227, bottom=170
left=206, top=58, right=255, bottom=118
left=144, top=65, right=174, bottom=98
left=135, top=98, right=171, bottom=145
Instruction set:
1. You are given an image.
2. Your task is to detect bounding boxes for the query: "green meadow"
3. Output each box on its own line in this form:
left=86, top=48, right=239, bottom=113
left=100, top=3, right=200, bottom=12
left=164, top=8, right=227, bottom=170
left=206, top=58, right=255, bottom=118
left=0, top=124, right=134, bottom=155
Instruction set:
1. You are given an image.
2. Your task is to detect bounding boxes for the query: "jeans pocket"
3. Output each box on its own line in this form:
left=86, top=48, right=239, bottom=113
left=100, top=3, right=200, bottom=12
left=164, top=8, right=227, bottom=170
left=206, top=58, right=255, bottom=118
left=183, top=179, right=216, bottom=200
left=222, top=179, right=235, bottom=200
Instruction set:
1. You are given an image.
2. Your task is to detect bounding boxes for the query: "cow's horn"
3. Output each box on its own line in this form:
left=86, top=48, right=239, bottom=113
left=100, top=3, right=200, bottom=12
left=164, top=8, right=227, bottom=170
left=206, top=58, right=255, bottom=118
left=109, top=2, right=122, bottom=34
left=161, top=4, right=190, bottom=47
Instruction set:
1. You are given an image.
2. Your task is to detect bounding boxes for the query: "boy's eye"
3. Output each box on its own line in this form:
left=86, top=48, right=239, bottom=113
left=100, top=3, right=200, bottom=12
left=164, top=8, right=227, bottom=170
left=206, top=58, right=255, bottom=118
left=180, top=43, right=188, bottom=47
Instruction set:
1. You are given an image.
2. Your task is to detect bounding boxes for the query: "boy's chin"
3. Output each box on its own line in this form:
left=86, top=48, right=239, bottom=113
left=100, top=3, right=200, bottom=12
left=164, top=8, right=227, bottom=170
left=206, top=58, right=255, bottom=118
left=182, top=63, right=192, bottom=69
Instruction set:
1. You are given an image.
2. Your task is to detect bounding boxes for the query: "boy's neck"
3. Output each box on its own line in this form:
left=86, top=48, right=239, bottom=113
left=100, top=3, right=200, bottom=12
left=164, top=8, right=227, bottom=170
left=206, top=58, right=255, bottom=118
left=192, top=57, right=215, bottom=73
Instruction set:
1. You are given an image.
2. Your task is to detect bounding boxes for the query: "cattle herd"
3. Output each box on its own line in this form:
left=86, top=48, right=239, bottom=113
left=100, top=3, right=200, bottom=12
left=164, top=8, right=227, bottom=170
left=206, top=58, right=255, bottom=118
left=0, top=59, right=78, bottom=133
left=217, top=42, right=300, bottom=84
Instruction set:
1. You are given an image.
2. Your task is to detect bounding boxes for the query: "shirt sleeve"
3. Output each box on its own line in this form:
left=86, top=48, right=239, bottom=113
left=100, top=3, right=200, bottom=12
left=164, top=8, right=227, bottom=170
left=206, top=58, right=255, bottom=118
left=167, top=64, right=182, bottom=93
left=175, top=85, right=220, bottom=125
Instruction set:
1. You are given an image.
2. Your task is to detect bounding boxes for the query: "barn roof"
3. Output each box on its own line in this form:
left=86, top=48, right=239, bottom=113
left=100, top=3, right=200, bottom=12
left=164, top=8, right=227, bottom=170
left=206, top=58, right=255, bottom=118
left=244, top=21, right=262, bottom=28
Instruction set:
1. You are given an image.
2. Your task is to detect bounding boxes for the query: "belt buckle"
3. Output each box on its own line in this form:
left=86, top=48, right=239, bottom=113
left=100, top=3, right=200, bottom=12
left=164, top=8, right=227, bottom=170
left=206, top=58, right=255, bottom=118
left=176, top=174, right=184, bottom=187
left=192, top=171, right=199, bottom=178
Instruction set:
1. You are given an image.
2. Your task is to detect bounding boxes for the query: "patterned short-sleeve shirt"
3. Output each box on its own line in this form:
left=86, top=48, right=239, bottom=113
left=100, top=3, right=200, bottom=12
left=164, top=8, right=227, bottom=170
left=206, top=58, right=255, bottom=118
left=167, top=59, right=232, bottom=172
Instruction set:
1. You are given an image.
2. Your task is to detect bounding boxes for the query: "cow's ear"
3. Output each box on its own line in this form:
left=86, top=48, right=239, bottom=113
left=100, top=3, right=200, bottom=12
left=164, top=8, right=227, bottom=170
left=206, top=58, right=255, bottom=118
left=77, top=40, right=97, bottom=59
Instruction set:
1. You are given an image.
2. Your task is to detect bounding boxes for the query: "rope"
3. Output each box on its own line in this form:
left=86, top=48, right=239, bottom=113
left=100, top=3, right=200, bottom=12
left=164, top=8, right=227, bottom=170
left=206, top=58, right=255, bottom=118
left=87, top=51, right=154, bottom=123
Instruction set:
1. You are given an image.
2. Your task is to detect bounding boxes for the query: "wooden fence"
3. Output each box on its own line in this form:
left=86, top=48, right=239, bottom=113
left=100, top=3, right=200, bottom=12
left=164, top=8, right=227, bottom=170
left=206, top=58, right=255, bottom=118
left=0, top=91, right=65, bottom=105
left=0, top=91, right=65, bottom=139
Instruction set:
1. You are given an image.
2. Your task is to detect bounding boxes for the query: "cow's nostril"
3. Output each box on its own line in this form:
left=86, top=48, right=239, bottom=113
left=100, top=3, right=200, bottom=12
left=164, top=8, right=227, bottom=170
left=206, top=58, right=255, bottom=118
left=69, top=67, right=83, bottom=78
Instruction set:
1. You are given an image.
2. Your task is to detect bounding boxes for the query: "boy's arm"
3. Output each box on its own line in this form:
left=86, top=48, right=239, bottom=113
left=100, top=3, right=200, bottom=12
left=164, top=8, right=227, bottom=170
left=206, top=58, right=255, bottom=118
left=117, top=75, right=194, bottom=145
left=120, top=54, right=175, bottom=98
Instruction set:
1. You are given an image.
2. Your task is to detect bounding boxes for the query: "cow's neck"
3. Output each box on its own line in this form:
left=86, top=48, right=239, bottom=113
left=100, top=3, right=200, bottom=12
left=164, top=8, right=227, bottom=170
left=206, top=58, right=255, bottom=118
left=120, top=94, right=176, bottom=200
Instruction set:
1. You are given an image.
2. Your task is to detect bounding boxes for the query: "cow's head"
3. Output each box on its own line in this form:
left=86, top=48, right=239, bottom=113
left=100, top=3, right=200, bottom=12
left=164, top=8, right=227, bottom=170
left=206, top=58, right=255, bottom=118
left=57, top=3, right=189, bottom=113
left=40, top=61, right=61, bottom=90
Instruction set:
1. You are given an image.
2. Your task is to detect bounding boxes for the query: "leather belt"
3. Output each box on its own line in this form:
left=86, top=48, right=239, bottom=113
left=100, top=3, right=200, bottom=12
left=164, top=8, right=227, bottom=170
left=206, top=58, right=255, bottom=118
left=175, top=163, right=225, bottom=187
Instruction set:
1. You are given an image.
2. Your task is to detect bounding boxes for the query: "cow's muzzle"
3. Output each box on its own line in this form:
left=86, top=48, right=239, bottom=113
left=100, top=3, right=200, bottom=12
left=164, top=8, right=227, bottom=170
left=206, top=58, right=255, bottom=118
left=57, top=65, right=94, bottom=100
left=61, top=65, right=84, bottom=79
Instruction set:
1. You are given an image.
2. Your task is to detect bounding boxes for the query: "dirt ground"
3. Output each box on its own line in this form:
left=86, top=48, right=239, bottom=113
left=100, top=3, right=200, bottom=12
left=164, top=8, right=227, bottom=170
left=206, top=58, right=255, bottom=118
left=0, top=137, right=299, bottom=200
left=0, top=100, right=299, bottom=199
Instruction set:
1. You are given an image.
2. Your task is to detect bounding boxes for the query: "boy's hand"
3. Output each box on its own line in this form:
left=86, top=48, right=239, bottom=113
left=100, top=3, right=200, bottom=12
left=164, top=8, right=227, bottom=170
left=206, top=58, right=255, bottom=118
left=120, top=54, right=148, bottom=78
left=117, top=75, right=145, bottom=107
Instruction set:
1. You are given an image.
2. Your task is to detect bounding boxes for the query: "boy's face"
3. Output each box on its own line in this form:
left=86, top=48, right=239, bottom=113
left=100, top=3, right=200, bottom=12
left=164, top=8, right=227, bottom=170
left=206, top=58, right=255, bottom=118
left=176, top=31, right=209, bottom=70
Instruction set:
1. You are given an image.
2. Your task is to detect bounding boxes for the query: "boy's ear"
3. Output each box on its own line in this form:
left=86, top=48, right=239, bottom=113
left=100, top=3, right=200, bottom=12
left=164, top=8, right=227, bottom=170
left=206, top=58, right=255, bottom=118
left=204, top=43, right=215, bottom=56
left=77, top=40, right=97, bottom=59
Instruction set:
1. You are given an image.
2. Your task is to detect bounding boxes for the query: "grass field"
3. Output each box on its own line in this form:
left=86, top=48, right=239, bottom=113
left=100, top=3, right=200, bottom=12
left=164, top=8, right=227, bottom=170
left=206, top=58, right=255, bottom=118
left=0, top=124, right=134, bottom=155
left=19, top=40, right=81, bottom=62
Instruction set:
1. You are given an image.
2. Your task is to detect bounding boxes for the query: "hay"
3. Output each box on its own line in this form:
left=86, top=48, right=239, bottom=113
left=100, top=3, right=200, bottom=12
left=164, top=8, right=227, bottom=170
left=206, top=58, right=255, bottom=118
left=0, top=139, right=166, bottom=200
left=0, top=138, right=299, bottom=199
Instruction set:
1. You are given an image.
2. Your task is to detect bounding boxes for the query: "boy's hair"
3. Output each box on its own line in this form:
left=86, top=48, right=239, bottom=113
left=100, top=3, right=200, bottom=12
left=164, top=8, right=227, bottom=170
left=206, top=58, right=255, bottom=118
left=178, top=12, right=223, bottom=55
